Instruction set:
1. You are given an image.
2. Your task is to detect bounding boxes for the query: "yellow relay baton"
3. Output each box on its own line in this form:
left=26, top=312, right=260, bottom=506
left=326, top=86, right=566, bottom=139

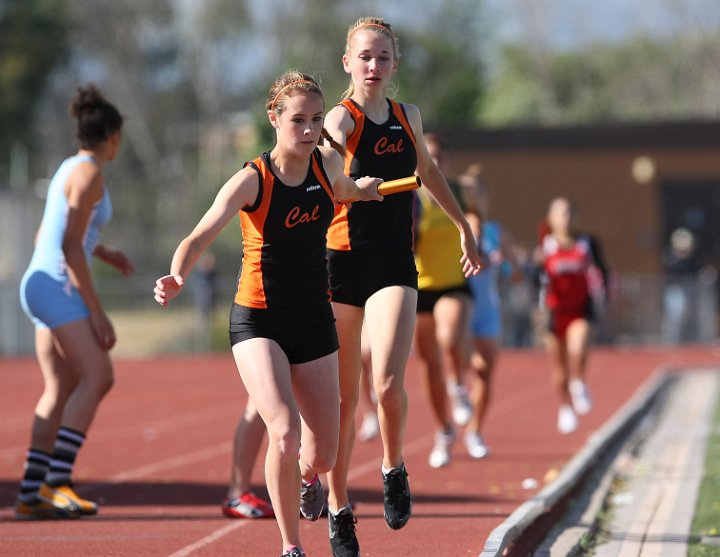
left=345, top=175, right=421, bottom=203
left=377, top=175, right=421, bottom=195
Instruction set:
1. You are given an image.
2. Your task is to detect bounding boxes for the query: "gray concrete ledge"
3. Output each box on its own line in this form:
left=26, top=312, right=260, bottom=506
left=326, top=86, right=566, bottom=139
left=478, top=369, right=673, bottom=557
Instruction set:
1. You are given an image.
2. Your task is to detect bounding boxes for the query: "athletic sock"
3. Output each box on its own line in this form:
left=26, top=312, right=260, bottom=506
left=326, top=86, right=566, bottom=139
left=330, top=505, right=351, bottom=517
left=18, top=449, right=51, bottom=503
left=45, top=427, right=86, bottom=487
left=302, top=473, right=319, bottom=487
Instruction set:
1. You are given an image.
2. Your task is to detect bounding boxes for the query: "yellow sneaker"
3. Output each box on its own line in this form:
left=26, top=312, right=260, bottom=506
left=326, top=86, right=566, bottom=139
left=39, top=483, right=98, bottom=516
left=15, top=498, right=80, bottom=520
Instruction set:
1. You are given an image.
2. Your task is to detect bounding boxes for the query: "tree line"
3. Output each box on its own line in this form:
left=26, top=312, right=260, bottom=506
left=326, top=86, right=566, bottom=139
left=1, top=0, right=717, bottom=275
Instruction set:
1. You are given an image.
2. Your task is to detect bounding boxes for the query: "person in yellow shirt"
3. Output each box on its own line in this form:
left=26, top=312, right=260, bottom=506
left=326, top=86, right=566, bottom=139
left=413, top=133, right=473, bottom=468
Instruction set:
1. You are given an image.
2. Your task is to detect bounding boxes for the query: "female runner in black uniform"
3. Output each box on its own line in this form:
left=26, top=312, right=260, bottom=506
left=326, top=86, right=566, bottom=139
left=154, top=71, right=382, bottom=557
left=322, top=17, right=483, bottom=557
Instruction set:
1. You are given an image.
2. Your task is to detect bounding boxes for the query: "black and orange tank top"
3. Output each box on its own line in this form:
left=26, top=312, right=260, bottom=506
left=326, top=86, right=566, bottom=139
left=235, top=149, right=336, bottom=309
left=326, top=98, right=417, bottom=251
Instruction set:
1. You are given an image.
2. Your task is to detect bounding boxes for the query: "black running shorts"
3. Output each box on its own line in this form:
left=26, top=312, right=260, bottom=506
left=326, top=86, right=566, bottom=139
left=416, top=283, right=471, bottom=314
left=229, top=302, right=339, bottom=364
left=327, top=249, right=418, bottom=308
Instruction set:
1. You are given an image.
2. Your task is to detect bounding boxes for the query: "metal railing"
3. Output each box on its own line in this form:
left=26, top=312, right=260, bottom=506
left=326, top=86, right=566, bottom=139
left=1, top=272, right=717, bottom=356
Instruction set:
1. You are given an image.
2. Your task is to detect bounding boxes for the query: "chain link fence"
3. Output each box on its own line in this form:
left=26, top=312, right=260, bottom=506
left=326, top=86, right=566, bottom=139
left=1, top=270, right=716, bottom=357
left=500, top=271, right=718, bottom=348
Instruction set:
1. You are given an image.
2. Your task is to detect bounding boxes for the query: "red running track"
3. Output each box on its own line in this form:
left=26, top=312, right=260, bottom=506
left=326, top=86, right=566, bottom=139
left=1, top=346, right=718, bottom=556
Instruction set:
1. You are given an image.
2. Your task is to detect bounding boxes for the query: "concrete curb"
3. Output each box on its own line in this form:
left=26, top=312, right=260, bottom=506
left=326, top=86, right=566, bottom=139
left=478, top=368, right=673, bottom=557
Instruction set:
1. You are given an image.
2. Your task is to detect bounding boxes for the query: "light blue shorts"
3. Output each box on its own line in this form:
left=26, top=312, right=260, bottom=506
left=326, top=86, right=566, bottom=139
left=469, top=271, right=501, bottom=339
left=19, top=270, right=90, bottom=330
left=471, top=301, right=501, bottom=339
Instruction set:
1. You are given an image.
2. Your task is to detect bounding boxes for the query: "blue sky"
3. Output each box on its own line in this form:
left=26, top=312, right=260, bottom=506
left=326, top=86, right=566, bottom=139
left=486, top=0, right=720, bottom=49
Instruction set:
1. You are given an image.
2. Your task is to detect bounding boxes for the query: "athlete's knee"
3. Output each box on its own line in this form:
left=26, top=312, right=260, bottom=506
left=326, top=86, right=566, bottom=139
left=76, top=372, right=113, bottom=402
left=339, top=390, right=360, bottom=420
left=307, top=444, right=338, bottom=473
left=473, top=363, right=491, bottom=382
left=374, top=375, right=406, bottom=408
left=35, top=391, right=67, bottom=418
left=267, top=424, right=302, bottom=460
left=100, top=372, right=115, bottom=396
left=435, top=327, right=457, bottom=351
left=92, top=368, right=115, bottom=398
left=40, top=376, right=76, bottom=405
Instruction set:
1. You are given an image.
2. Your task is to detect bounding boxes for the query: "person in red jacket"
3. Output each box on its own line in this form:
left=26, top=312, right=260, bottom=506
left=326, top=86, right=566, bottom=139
left=539, top=197, right=606, bottom=434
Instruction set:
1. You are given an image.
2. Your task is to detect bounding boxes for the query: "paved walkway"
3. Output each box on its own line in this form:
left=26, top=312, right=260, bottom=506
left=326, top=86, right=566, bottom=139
left=594, top=370, right=718, bottom=557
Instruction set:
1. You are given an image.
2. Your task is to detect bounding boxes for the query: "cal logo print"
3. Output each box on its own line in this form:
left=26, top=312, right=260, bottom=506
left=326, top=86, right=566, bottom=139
left=306, top=184, right=321, bottom=192
left=389, top=125, right=403, bottom=130
left=374, top=136, right=404, bottom=156
left=285, top=204, right=320, bottom=228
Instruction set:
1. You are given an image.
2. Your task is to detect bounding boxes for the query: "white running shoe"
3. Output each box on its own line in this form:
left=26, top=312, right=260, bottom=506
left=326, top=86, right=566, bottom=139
left=448, top=383, right=472, bottom=426
left=557, top=405, right=579, bottom=434
left=357, top=412, right=379, bottom=442
left=428, top=428, right=456, bottom=468
left=570, top=379, right=593, bottom=415
left=464, top=432, right=490, bottom=459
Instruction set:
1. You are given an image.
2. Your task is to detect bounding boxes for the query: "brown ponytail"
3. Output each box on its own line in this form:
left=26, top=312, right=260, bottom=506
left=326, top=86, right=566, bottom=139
left=320, top=128, right=346, bottom=157
left=266, top=71, right=323, bottom=115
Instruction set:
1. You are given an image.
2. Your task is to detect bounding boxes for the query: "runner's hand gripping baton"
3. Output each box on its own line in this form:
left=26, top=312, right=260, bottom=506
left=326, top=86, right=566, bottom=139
left=345, top=175, right=421, bottom=202
left=377, top=175, right=422, bottom=195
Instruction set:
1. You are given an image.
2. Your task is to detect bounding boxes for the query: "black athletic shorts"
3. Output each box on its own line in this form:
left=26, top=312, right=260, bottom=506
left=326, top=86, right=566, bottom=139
left=416, top=283, right=472, bottom=314
left=229, top=302, right=339, bottom=364
left=327, top=249, right=418, bottom=308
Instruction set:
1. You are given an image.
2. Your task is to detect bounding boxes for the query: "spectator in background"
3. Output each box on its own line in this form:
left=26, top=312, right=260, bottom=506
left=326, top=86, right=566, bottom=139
left=661, top=227, right=699, bottom=343
left=192, top=252, right=217, bottom=319
left=501, top=241, right=535, bottom=348
left=192, top=252, right=217, bottom=351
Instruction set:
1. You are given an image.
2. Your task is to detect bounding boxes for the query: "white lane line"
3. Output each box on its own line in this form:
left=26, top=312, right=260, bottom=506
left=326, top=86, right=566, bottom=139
left=97, top=401, right=243, bottom=437
left=0, top=402, right=241, bottom=459
left=166, top=521, right=251, bottom=557
left=77, top=441, right=232, bottom=495
left=109, top=442, right=232, bottom=482
left=163, top=431, right=436, bottom=557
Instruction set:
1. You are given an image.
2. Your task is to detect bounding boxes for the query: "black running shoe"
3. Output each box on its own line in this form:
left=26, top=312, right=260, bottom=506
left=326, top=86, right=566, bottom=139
left=328, top=506, right=359, bottom=557
left=279, top=548, right=305, bottom=557
left=382, top=463, right=412, bottom=529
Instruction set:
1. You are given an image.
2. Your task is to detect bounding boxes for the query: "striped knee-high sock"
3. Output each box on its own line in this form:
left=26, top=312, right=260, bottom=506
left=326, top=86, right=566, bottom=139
left=18, top=449, right=51, bottom=503
left=45, top=427, right=86, bottom=487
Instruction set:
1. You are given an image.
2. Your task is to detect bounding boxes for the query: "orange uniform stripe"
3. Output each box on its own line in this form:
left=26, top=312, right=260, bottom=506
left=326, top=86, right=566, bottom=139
left=311, top=150, right=336, bottom=206
left=235, top=158, right=274, bottom=308
left=327, top=99, right=365, bottom=251
left=389, top=99, right=417, bottom=251
left=389, top=100, right=416, bottom=146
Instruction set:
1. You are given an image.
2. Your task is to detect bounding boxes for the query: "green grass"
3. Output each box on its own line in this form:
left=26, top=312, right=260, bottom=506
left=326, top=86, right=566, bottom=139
left=688, top=374, right=720, bottom=557
left=109, top=306, right=231, bottom=358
